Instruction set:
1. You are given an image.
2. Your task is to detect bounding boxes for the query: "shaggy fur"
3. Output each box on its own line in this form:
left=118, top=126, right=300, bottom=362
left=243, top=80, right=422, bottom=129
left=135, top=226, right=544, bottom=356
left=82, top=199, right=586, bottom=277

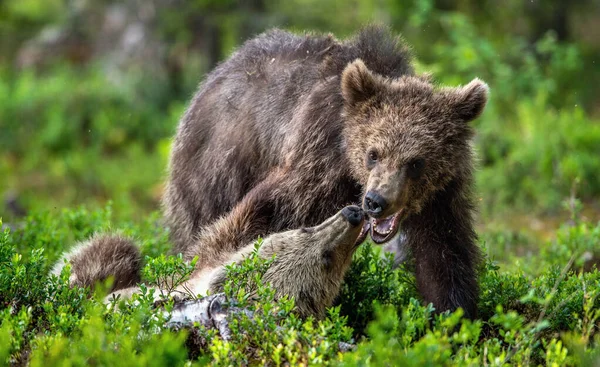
left=51, top=234, right=142, bottom=292
left=163, top=25, right=487, bottom=318
left=62, top=207, right=365, bottom=318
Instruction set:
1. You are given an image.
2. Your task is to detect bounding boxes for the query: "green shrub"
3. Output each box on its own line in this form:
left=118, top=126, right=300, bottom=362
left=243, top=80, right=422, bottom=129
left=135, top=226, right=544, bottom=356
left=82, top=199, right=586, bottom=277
left=336, top=243, right=418, bottom=336
left=540, top=220, right=600, bottom=272
left=2, top=207, right=600, bottom=365
left=202, top=243, right=355, bottom=365
left=0, top=67, right=183, bottom=221
left=476, top=97, right=600, bottom=214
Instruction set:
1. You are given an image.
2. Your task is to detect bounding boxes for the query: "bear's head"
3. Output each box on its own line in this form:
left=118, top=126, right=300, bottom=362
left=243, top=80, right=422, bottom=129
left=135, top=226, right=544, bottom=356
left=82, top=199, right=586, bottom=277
left=341, top=59, right=488, bottom=244
left=258, top=205, right=367, bottom=318
left=209, top=206, right=367, bottom=318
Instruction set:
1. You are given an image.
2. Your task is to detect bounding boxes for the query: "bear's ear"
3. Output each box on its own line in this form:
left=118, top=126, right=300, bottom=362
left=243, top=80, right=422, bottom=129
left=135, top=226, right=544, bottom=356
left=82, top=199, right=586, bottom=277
left=450, top=78, right=489, bottom=122
left=341, top=59, right=379, bottom=107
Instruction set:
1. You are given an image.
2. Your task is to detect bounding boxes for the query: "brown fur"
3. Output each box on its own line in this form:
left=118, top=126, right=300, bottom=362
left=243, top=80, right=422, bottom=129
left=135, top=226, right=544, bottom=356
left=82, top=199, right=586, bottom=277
left=206, top=206, right=364, bottom=317
left=164, top=26, right=488, bottom=318
left=51, top=234, right=142, bottom=292
left=61, top=207, right=364, bottom=318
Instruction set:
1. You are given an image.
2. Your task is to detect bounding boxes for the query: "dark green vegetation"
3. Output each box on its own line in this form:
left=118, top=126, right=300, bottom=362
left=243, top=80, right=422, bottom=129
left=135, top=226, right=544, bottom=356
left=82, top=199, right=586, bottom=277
left=2, top=206, right=600, bottom=365
left=1, top=0, right=599, bottom=365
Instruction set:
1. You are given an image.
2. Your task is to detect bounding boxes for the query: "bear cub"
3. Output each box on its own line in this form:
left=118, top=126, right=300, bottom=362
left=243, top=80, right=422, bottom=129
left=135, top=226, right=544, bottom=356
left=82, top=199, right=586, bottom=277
left=53, top=206, right=368, bottom=318
left=54, top=26, right=488, bottom=319
left=164, top=25, right=488, bottom=318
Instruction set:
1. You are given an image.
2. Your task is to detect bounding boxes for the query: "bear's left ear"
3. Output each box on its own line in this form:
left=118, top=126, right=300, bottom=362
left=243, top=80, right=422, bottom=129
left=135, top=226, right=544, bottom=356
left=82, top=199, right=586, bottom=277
left=450, top=78, right=489, bottom=122
left=341, top=59, right=379, bottom=107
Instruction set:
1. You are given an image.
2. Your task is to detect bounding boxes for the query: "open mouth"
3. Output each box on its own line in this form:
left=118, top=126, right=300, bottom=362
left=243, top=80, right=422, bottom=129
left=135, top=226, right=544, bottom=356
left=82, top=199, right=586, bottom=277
left=369, top=210, right=403, bottom=244
left=354, top=220, right=371, bottom=246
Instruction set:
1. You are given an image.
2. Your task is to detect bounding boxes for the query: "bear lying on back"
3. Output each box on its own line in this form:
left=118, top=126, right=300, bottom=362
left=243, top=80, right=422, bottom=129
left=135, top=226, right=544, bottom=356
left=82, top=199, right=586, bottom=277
left=53, top=206, right=368, bottom=318
left=164, top=25, right=488, bottom=318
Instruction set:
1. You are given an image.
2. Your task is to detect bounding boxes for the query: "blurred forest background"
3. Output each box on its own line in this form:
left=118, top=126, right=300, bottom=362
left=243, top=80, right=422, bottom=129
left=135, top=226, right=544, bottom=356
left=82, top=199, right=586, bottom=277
left=1, top=0, right=600, bottom=239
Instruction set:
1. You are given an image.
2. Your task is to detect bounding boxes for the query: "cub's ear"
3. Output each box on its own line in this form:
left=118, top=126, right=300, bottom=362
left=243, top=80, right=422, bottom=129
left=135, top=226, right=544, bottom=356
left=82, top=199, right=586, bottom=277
left=450, top=78, right=489, bottom=122
left=341, top=59, right=379, bottom=107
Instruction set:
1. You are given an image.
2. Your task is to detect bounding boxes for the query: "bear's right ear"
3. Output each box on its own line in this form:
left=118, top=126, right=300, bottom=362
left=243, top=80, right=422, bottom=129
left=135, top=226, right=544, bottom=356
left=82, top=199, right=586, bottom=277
left=341, top=59, right=379, bottom=107
left=450, top=78, right=489, bottom=122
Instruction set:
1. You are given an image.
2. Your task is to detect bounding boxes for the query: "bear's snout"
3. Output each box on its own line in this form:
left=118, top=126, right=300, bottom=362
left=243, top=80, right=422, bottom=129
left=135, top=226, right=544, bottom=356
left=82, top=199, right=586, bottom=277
left=341, top=205, right=364, bottom=227
left=363, top=191, right=388, bottom=218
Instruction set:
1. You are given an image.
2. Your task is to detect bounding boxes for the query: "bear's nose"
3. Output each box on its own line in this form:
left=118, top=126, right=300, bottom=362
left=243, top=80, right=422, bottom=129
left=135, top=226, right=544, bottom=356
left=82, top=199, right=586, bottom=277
left=341, top=205, right=364, bottom=227
left=363, top=191, right=387, bottom=218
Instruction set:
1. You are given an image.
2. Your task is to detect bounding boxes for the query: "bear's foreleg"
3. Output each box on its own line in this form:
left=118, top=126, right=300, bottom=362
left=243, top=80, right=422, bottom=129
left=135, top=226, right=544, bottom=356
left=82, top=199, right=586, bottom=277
left=182, top=168, right=310, bottom=271
left=404, top=180, right=481, bottom=319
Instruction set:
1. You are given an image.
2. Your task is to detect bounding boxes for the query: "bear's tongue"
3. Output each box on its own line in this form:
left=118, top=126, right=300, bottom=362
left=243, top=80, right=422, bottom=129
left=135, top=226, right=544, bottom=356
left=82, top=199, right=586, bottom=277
left=370, top=212, right=401, bottom=244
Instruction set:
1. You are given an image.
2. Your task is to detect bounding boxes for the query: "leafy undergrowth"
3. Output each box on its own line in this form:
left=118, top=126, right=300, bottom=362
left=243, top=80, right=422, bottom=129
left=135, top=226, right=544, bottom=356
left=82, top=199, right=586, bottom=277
left=1, top=206, right=600, bottom=366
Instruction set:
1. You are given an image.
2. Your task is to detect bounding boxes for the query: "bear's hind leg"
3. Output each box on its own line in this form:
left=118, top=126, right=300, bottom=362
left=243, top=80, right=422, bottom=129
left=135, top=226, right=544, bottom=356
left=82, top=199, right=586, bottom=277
left=52, top=234, right=142, bottom=292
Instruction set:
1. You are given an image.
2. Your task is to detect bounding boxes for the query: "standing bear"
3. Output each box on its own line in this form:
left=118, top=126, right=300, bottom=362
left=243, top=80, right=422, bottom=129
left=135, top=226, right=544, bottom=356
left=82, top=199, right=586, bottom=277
left=164, top=25, right=488, bottom=318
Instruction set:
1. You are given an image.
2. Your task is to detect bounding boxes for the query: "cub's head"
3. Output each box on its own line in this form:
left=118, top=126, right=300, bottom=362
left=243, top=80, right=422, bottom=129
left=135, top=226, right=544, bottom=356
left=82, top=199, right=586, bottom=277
left=209, top=206, right=367, bottom=318
left=341, top=59, right=488, bottom=243
left=260, top=205, right=367, bottom=318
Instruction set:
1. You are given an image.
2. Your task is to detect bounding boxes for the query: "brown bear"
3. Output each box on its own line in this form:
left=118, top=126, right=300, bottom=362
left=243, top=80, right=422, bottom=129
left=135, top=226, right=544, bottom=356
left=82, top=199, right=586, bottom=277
left=164, top=25, right=488, bottom=318
left=53, top=206, right=368, bottom=318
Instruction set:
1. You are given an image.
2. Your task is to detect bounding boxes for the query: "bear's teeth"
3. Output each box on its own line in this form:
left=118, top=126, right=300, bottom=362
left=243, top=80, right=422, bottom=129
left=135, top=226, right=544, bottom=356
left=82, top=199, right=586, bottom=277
left=374, top=219, right=393, bottom=234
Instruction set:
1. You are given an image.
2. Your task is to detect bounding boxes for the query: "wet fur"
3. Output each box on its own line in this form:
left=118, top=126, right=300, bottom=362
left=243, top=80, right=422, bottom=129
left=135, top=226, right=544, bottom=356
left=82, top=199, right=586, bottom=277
left=163, top=25, right=412, bottom=257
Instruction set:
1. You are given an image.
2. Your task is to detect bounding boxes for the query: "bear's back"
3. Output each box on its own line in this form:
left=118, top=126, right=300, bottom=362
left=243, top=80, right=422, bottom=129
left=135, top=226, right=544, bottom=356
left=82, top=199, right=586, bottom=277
left=214, top=26, right=414, bottom=85
left=164, top=26, right=414, bottom=250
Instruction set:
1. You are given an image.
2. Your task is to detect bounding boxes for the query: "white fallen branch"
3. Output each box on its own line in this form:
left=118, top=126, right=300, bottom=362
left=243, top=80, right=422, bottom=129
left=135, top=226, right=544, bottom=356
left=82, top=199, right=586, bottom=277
left=162, top=293, right=356, bottom=354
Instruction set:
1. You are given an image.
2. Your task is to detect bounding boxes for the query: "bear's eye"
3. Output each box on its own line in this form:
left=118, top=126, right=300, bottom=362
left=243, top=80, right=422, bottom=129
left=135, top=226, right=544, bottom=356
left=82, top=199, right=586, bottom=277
left=407, top=158, right=425, bottom=179
left=366, top=149, right=378, bottom=167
